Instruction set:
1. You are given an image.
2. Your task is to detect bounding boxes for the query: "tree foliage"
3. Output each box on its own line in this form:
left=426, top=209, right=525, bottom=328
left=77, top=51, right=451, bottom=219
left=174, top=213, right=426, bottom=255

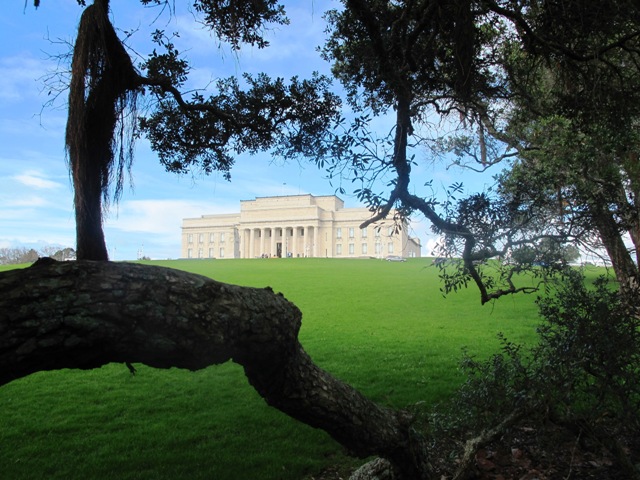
left=51, top=0, right=640, bottom=288
left=306, top=0, right=640, bottom=302
left=46, top=0, right=340, bottom=261
left=20, top=1, right=640, bottom=477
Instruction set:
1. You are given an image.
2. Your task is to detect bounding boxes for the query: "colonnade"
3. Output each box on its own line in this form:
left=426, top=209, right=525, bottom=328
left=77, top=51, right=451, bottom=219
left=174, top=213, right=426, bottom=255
left=241, top=225, right=318, bottom=258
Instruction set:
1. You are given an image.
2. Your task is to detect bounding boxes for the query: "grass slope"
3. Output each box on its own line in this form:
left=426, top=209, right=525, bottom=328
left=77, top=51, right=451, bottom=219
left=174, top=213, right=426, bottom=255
left=1, top=258, right=541, bottom=479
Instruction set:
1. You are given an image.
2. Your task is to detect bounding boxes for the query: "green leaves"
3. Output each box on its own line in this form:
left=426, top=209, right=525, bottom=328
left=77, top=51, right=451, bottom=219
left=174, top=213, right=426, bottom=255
left=142, top=30, right=190, bottom=91
left=139, top=72, right=340, bottom=178
left=192, top=0, right=289, bottom=50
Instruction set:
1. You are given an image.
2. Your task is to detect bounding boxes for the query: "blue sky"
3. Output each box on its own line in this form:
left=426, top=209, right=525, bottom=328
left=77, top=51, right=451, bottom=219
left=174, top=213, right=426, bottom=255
left=0, top=0, right=495, bottom=260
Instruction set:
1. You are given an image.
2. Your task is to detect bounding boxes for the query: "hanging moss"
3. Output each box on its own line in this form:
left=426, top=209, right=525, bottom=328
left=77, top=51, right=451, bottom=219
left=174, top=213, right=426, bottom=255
left=66, top=0, right=141, bottom=260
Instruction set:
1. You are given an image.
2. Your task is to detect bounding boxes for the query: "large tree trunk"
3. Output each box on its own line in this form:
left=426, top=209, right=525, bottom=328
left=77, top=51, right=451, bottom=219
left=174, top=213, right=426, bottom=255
left=0, top=260, right=430, bottom=479
left=592, top=207, right=639, bottom=290
left=66, top=0, right=141, bottom=261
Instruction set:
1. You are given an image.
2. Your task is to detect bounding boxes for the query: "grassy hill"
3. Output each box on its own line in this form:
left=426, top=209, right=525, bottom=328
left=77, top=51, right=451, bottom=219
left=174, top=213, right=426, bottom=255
left=0, top=257, right=545, bottom=479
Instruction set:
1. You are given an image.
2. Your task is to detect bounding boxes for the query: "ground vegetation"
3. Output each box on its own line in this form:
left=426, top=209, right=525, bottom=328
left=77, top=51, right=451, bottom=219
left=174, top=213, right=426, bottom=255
left=6, top=0, right=640, bottom=478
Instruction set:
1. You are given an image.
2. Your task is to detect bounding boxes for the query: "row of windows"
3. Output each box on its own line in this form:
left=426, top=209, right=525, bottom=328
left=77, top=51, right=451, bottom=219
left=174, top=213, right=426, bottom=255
left=336, top=226, right=394, bottom=239
left=187, top=247, right=225, bottom=259
left=188, top=232, right=226, bottom=244
left=335, top=242, right=393, bottom=255
left=189, top=226, right=395, bottom=244
left=255, top=228, right=304, bottom=237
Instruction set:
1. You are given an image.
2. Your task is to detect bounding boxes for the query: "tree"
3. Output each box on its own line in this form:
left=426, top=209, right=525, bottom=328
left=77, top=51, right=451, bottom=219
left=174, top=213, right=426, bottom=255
left=12, top=1, right=424, bottom=478
left=305, top=0, right=640, bottom=302
left=11, top=0, right=640, bottom=477
left=443, top=0, right=640, bottom=291
left=63, top=0, right=339, bottom=260
left=66, top=0, right=141, bottom=260
left=0, top=247, right=40, bottom=265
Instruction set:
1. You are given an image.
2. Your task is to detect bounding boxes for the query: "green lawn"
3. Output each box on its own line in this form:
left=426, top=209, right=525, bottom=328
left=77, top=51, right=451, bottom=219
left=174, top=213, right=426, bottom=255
left=1, top=258, right=545, bottom=479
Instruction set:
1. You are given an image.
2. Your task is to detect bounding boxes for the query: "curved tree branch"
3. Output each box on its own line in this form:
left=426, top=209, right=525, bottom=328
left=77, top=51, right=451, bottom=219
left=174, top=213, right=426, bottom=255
left=138, top=74, right=242, bottom=127
left=0, top=260, right=430, bottom=479
left=483, top=0, right=640, bottom=62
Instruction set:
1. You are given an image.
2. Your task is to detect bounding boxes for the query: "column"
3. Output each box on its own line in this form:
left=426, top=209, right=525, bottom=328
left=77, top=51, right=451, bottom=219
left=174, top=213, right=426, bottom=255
left=249, top=228, right=255, bottom=258
left=270, top=228, right=276, bottom=257
left=284, top=227, right=289, bottom=257
left=291, top=226, right=298, bottom=257
left=260, top=228, right=266, bottom=257
left=303, top=226, right=309, bottom=257
left=241, top=229, right=248, bottom=259
left=313, top=225, right=318, bottom=258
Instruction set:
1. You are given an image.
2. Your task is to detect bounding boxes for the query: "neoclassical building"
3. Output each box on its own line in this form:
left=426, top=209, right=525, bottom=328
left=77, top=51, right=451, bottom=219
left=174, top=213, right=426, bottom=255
left=181, top=194, right=421, bottom=259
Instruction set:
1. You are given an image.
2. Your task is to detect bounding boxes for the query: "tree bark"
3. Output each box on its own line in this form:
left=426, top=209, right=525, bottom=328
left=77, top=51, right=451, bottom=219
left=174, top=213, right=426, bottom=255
left=0, top=260, right=430, bottom=479
left=592, top=207, right=639, bottom=290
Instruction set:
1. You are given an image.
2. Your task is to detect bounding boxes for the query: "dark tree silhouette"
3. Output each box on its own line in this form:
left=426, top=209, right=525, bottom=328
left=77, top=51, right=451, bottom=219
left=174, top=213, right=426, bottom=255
left=12, top=1, right=640, bottom=478
left=66, top=0, right=141, bottom=260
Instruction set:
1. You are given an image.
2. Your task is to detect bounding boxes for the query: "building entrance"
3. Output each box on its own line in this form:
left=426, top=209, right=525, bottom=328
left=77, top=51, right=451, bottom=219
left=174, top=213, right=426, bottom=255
left=276, top=242, right=282, bottom=258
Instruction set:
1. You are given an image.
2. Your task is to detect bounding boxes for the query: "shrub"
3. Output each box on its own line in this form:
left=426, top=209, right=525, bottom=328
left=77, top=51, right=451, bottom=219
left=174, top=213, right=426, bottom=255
left=429, top=270, right=640, bottom=477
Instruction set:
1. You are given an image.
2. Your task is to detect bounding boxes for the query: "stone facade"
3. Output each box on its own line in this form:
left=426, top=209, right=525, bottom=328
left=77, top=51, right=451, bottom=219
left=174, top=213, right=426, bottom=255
left=181, top=194, right=421, bottom=259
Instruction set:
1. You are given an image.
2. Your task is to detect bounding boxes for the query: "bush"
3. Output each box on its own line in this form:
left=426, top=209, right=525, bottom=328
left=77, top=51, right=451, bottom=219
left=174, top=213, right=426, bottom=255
left=537, top=272, right=640, bottom=432
left=429, top=270, right=640, bottom=477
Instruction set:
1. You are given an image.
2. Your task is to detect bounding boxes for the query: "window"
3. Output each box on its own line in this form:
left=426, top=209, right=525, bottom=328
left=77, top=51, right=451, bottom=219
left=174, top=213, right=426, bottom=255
left=336, top=244, right=342, bottom=255
left=375, top=243, right=381, bottom=254
left=209, top=248, right=214, bottom=258
left=300, top=228, right=304, bottom=236
left=198, top=248, right=203, bottom=258
left=219, top=247, right=225, bottom=258
left=209, top=233, right=215, bottom=243
left=187, top=248, right=193, bottom=258
left=388, top=242, right=394, bottom=253
left=375, top=228, right=380, bottom=238
left=348, top=243, right=355, bottom=255
left=362, top=243, right=368, bottom=254
left=388, top=226, right=394, bottom=236
left=361, top=228, right=367, bottom=238
left=349, top=227, right=354, bottom=238
left=220, top=232, right=225, bottom=242
left=336, top=227, right=342, bottom=239
left=198, top=233, right=204, bottom=243
left=188, top=234, right=193, bottom=244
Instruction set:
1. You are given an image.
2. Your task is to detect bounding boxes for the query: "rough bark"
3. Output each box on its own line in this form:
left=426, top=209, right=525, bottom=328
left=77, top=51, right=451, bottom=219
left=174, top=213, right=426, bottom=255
left=592, top=207, right=639, bottom=289
left=0, top=259, right=430, bottom=479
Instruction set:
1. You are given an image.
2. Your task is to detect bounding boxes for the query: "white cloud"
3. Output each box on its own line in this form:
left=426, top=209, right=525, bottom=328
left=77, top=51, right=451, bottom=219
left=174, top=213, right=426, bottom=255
left=13, top=171, right=63, bottom=190
left=5, top=195, right=49, bottom=208
left=105, top=198, right=237, bottom=235
left=424, top=237, right=442, bottom=257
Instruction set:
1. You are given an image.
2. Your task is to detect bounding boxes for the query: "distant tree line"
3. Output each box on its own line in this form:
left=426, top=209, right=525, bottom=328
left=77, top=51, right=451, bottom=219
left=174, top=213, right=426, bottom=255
left=0, top=247, right=76, bottom=265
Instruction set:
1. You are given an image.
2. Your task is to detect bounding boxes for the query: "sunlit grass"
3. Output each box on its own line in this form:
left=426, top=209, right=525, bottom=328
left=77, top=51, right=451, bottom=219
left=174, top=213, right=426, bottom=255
left=1, top=257, right=552, bottom=479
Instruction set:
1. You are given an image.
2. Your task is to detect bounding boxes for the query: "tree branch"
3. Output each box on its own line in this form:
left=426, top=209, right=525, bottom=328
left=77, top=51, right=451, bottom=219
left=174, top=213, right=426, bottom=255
left=138, top=74, right=242, bottom=128
left=0, top=260, right=430, bottom=479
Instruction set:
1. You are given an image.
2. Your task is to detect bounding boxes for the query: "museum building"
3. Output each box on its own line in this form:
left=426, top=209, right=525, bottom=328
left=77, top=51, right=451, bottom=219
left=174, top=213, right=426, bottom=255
left=181, top=194, right=422, bottom=259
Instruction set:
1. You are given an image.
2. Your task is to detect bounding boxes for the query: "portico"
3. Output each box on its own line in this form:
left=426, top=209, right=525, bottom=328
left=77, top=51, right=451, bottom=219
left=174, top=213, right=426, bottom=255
left=241, top=225, right=319, bottom=258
